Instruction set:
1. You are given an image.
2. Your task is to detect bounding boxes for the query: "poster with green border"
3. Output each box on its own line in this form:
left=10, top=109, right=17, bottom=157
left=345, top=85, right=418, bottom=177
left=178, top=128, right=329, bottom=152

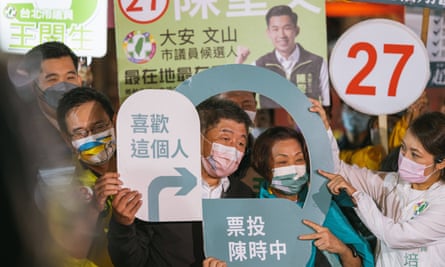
left=113, top=0, right=327, bottom=104
left=0, top=0, right=108, bottom=57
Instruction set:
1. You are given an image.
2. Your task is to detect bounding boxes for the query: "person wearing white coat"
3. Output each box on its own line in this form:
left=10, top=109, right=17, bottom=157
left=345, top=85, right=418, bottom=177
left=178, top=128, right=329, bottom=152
left=321, top=111, right=445, bottom=266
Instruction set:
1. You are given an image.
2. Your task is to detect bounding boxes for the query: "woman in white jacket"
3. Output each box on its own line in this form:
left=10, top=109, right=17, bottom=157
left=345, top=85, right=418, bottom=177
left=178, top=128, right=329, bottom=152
left=321, top=111, right=445, bottom=266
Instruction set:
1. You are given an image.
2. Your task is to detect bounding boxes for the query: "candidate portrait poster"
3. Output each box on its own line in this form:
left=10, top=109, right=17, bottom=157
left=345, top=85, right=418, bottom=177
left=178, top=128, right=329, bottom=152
left=113, top=0, right=327, bottom=103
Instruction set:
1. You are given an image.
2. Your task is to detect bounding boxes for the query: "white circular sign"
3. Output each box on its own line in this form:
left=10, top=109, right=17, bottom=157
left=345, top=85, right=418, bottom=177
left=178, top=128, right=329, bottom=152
left=329, top=19, right=430, bottom=115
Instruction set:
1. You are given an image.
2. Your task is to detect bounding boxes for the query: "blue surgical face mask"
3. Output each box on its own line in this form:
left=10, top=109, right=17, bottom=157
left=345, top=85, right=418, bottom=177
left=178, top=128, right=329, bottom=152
left=271, top=165, right=309, bottom=195
left=37, top=82, right=78, bottom=109
left=341, top=105, right=371, bottom=134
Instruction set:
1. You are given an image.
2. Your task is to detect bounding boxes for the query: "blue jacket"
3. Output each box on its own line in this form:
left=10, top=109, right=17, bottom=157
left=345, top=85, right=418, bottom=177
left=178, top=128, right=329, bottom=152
left=258, top=183, right=374, bottom=267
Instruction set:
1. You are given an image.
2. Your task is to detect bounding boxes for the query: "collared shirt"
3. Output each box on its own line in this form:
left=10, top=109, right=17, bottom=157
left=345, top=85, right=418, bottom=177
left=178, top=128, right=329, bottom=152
left=270, top=44, right=330, bottom=106
left=275, top=45, right=300, bottom=77
left=201, top=177, right=230, bottom=199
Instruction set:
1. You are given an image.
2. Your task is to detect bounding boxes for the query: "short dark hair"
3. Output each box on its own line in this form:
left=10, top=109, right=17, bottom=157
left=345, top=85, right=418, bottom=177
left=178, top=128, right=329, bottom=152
left=57, top=87, right=114, bottom=136
left=266, top=5, right=298, bottom=26
left=408, top=112, right=445, bottom=180
left=252, top=126, right=308, bottom=182
left=197, top=97, right=253, bottom=135
left=18, top=41, right=78, bottom=77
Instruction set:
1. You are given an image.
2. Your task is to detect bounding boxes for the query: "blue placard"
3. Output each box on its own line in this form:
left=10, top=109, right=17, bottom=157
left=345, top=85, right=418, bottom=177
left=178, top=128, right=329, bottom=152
left=176, top=64, right=334, bottom=266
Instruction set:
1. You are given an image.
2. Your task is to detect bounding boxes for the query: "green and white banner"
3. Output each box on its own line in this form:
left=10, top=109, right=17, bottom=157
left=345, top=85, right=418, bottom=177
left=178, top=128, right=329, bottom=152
left=0, top=0, right=108, bottom=57
left=113, top=0, right=327, bottom=103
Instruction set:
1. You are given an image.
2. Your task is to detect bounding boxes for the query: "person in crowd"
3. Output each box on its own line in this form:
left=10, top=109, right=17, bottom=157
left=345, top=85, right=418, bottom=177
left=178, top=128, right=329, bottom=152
left=17, top=41, right=82, bottom=130
left=338, top=103, right=373, bottom=152
left=215, top=90, right=257, bottom=124
left=322, top=111, right=445, bottom=266
left=388, top=91, right=429, bottom=152
left=203, top=99, right=374, bottom=267
left=235, top=5, right=330, bottom=114
left=1, top=58, right=63, bottom=267
left=56, top=87, right=120, bottom=267
left=252, top=124, right=373, bottom=267
left=214, top=90, right=264, bottom=193
left=10, top=42, right=83, bottom=178
left=107, top=97, right=255, bottom=267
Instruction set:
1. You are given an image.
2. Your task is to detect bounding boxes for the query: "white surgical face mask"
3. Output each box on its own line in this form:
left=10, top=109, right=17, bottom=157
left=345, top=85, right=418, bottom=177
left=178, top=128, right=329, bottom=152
left=72, top=128, right=116, bottom=166
left=201, top=142, right=244, bottom=178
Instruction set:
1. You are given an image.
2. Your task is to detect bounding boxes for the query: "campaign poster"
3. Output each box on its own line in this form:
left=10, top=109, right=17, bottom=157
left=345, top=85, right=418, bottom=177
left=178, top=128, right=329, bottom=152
left=113, top=0, right=327, bottom=103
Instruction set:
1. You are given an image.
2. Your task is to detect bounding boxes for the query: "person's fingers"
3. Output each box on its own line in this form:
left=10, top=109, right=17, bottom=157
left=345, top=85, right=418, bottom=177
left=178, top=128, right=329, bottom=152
left=298, top=219, right=325, bottom=240
left=111, top=188, right=131, bottom=205
left=302, top=219, right=324, bottom=232
left=317, top=169, right=338, bottom=180
left=298, top=233, right=319, bottom=240
left=203, top=257, right=227, bottom=267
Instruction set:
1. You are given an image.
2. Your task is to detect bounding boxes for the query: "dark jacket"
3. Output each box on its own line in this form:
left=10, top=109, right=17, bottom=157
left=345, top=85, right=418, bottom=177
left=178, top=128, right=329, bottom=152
left=256, top=44, right=324, bottom=99
left=108, top=178, right=255, bottom=267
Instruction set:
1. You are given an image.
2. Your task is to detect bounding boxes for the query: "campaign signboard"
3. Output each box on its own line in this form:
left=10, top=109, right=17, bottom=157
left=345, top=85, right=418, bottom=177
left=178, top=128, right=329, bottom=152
left=176, top=64, right=334, bottom=266
left=113, top=0, right=327, bottom=103
left=0, top=0, right=108, bottom=57
left=329, top=18, right=430, bottom=116
left=405, top=8, right=445, bottom=88
left=117, top=89, right=202, bottom=221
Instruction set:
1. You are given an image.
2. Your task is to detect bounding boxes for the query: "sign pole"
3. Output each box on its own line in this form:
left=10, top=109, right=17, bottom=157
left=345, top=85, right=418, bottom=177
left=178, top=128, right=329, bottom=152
left=421, top=8, right=430, bottom=45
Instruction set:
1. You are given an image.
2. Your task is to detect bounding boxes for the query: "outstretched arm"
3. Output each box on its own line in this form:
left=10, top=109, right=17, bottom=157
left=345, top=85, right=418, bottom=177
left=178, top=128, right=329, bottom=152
left=299, top=219, right=362, bottom=267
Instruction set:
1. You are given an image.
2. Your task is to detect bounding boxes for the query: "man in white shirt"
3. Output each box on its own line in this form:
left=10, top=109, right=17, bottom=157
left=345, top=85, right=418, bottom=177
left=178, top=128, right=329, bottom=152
left=236, top=5, right=330, bottom=114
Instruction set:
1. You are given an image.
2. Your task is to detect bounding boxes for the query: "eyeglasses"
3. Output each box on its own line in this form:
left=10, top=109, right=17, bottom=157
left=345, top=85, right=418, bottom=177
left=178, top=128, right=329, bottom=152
left=70, top=121, right=112, bottom=139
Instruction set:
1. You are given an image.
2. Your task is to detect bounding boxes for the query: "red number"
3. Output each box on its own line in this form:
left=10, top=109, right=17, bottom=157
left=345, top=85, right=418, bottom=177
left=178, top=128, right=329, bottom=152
left=126, top=0, right=157, bottom=12
left=346, top=42, right=414, bottom=97
left=127, top=0, right=142, bottom=12
left=384, top=44, right=414, bottom=97
left=346, top=42, right=377, bottom=96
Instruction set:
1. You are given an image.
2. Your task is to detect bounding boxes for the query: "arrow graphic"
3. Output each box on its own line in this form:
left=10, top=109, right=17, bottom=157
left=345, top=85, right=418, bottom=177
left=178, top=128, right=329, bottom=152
left=148, top=168, right=197, bottom=221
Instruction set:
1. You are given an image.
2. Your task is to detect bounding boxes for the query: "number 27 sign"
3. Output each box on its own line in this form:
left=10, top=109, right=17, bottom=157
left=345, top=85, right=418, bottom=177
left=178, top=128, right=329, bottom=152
left=329, top=19, right=430, bottom=115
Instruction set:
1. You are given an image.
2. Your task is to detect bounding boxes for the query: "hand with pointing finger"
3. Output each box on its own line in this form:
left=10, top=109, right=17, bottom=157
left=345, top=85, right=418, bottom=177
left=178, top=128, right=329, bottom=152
left=299, top=219, right=363, bottom=267
left=318, top=169, right=357, bottom=197
left=299, top=219, right=348, bottom=254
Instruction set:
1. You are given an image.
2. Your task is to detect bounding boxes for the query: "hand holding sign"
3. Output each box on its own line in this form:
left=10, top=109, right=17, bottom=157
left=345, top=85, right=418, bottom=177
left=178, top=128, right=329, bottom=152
left=112, top=188, right=142, bottom=225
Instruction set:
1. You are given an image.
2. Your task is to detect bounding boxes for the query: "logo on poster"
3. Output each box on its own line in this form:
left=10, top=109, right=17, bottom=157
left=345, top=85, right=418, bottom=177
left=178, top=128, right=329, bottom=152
left=123, top=30, right=157, bottom=64
left=118, top=0, right=169, bottom=24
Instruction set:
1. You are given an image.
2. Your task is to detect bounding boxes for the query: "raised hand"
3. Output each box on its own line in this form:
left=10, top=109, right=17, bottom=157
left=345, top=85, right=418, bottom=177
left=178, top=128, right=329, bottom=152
left=93, top=172, right=122, bottom=212
left=111, top=188, right=142, bottom=225
left=318, top=169, right=357, bottom=197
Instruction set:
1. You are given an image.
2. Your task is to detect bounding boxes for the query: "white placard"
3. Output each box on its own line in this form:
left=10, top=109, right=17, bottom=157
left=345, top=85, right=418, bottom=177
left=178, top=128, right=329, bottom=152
left=117, top=89, right=202, bottom=222
left=0, top=0, right=108, bottom=57
left=329, top=18, right=430, bottom=115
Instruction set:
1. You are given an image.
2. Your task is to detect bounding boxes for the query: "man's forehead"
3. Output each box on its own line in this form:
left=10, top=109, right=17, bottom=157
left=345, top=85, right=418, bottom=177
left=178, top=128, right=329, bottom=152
left=221, top=91, right=254, bottom=101
left=215, top=120, right=248, bottom=137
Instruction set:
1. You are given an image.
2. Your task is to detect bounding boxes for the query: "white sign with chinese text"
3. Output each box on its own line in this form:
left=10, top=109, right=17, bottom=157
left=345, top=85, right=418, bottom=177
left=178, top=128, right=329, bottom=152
left=117, top=89, right=202, bottom=221
left=0, top=0, right=107, bottom=57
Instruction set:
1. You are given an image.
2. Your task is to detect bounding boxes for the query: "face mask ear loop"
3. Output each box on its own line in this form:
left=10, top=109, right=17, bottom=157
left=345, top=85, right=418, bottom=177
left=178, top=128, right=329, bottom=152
left=33, top=80, right=46, bottom=101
